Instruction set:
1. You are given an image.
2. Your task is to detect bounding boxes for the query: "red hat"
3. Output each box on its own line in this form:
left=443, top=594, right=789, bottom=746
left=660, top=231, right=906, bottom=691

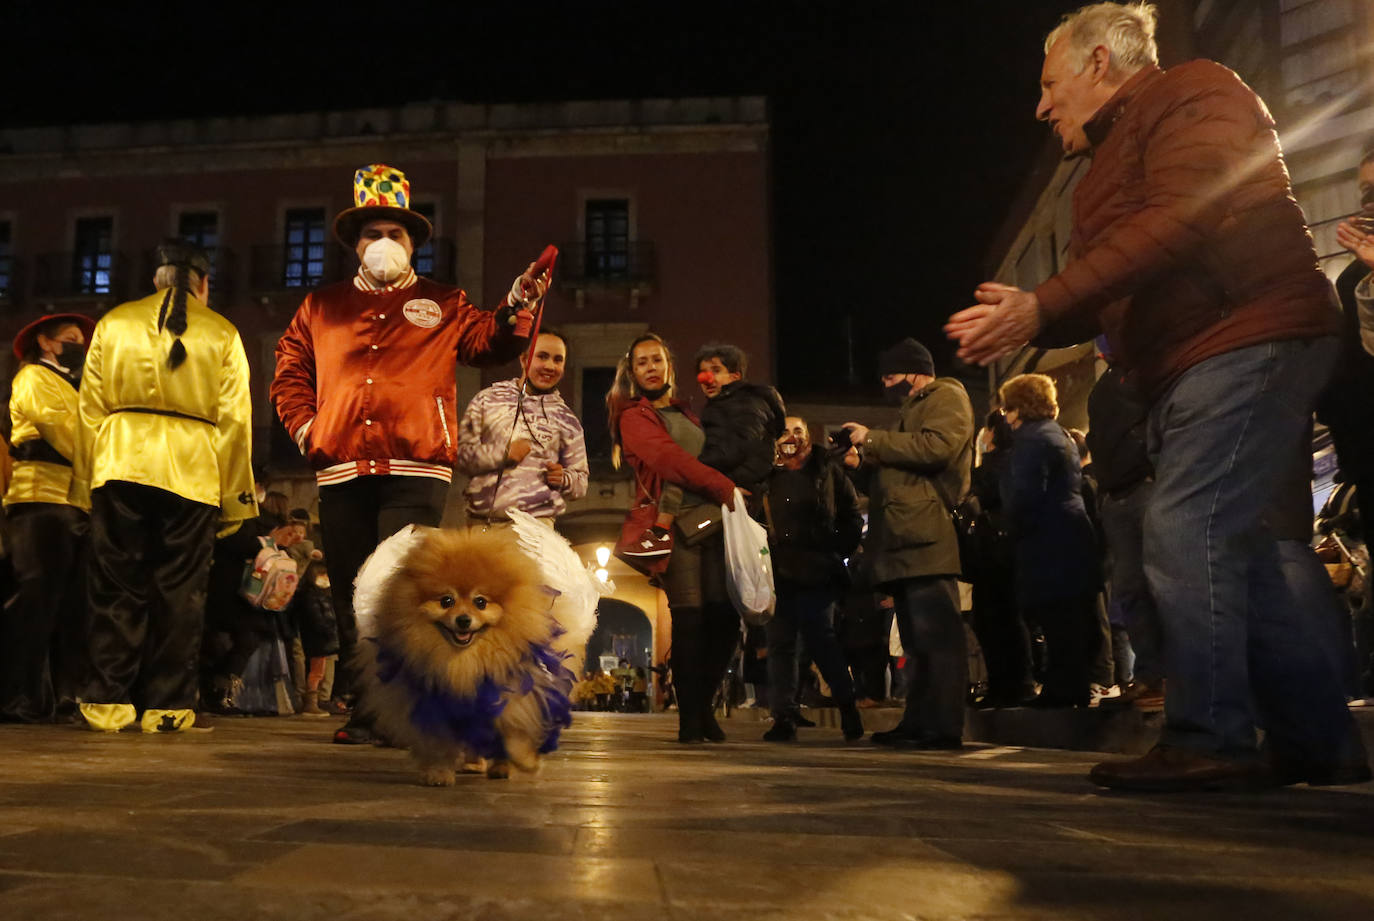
left=12, top=313, right=97, bottom=362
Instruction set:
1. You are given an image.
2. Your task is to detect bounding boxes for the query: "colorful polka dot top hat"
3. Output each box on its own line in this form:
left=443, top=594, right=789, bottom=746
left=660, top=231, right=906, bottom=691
left=332, top=163, right=433, bottom=248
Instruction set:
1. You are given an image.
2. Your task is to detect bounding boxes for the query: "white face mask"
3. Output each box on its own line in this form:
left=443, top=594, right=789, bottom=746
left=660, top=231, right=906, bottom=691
left=362, top=237, right=410, bottom=283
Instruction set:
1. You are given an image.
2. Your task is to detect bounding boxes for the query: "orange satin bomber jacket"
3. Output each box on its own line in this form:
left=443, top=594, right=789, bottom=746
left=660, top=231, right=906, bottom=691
left=271, top=274, right=527, bottom=485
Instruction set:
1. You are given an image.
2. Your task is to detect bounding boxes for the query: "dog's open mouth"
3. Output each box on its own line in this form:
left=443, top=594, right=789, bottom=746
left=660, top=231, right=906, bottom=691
left=434, top=621, right=486, bottom=648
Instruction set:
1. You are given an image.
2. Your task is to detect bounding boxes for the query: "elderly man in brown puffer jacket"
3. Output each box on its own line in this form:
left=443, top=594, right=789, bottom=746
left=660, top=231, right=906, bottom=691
left=946, top=2, right=1368, bottom=792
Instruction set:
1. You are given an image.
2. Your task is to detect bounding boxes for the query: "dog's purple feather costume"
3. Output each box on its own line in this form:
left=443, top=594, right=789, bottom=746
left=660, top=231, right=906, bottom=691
left=373, top=636, right=575, bottom=761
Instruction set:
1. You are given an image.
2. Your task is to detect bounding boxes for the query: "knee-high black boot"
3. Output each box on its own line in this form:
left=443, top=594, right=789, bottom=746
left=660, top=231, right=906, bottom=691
left=699, top=603, right=740, bottom=742
left=671, top=607, right=706, bottom=743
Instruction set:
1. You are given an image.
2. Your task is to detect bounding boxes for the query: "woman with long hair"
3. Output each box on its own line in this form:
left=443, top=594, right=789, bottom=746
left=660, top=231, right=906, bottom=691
left=1, top=312, right=95, bottom=721
left=607, top=333, right=737, bottom=743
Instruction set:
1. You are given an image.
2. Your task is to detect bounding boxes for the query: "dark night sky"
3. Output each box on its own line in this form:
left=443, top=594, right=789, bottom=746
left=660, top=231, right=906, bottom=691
left=5, top=0, right=1081, bottom=399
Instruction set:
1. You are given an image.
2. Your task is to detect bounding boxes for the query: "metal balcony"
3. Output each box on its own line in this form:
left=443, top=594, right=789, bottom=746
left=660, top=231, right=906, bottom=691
left=33, top=251, right=129, bottom=301
left=555, top=241, right=656, bottom=292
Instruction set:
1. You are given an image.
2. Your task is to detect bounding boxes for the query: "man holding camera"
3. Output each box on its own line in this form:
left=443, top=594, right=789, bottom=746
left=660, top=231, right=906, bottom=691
left=842, top=338, right=974, bottom=749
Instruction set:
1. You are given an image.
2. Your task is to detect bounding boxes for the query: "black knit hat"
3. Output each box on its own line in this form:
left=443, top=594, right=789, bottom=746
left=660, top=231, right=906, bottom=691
left=878, top=338, right=935, bottom=377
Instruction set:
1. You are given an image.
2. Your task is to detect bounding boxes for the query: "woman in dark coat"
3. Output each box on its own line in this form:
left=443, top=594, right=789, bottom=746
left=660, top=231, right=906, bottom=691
left=998, top=374, right=1100, bottom=708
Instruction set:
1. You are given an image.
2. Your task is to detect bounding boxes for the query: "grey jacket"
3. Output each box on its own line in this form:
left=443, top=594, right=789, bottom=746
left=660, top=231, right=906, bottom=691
left=860, top=377, right=975, bottom=586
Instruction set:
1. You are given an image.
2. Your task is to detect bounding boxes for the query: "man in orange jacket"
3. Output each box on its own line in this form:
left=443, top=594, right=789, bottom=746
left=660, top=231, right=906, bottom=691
left=271, top=163, right=543, bottom=744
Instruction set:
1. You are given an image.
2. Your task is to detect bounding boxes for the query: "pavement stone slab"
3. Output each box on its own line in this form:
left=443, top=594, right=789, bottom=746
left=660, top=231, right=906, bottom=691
left=0, top=711, right=1370, bottom=920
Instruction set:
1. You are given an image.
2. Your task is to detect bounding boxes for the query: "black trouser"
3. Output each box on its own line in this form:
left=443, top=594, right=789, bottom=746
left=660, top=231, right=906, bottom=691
left=316, top=475, right=449, bottom=697
left=85, top=482, right=218, bottom=711
left=0, top=503, right=88, bottom=721
left=970, top=574, right=1034, bottom=702
left=889, top=575, right=967, bottom=740
left=1021, top=593, right=1102, bottom=706
left=766, top=586, right=855, bottom=721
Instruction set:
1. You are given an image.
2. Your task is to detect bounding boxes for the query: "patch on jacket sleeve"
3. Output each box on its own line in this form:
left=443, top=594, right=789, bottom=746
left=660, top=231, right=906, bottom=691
left=403, top=299, right=443, bottom=329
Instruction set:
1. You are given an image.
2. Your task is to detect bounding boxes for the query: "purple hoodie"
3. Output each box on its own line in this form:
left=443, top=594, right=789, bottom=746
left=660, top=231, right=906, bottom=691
left=457, top=378, right=588, bottom=519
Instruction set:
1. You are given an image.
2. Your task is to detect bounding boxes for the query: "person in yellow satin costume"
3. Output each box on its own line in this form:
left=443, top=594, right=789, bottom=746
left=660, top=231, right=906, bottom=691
left=70, top=240, right=257, bottom=734
left=0, top=312, right=94, bottom=723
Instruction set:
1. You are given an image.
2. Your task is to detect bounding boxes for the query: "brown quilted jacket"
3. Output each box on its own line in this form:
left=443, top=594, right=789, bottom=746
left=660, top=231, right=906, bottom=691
left=1034, top=61, right=1339, bottom=397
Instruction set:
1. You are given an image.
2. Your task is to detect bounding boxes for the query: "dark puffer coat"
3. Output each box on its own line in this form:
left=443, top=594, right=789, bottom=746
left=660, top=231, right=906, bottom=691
left=697, top=380, right=786, bottom=495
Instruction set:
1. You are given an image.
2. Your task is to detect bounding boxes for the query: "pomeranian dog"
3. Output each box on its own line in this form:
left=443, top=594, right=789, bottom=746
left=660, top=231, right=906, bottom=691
left=352, top=526, right=578, bottom=785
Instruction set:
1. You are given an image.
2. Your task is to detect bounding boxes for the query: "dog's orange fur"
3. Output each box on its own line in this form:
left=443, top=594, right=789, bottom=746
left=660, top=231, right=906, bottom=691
left=353, top=528, right=561, bottom=785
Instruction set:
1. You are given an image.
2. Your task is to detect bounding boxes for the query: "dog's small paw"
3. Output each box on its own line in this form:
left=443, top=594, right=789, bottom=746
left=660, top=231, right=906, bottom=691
left=486, top=761, right=511, bottom=780
left=459, top=758, right=488, bottom=774
left=420, top=767, right=457, bottom=787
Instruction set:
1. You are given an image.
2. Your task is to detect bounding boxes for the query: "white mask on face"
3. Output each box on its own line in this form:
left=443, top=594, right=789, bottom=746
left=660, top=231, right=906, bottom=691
left=362, top=237, right=410, bottom=283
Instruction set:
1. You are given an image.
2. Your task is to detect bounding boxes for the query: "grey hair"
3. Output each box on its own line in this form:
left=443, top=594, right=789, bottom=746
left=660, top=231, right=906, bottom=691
left=1046, top=2, right=1159, bottom=80
left=153, top=265, right=179, bottom=290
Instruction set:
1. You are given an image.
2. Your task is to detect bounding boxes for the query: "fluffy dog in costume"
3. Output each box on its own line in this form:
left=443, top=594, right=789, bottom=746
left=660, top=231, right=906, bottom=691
left=352, top=512, right=602, bottom=784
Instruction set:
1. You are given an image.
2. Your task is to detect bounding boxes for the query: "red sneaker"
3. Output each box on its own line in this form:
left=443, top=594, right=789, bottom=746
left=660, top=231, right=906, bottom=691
left=621, top=529, right=672, bottom=558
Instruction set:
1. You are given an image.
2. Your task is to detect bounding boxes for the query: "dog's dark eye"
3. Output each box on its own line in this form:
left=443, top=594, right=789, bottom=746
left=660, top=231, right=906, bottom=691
left=439, top=594, right=456, bottom=608
left=473, top=596, right=488, bottom=610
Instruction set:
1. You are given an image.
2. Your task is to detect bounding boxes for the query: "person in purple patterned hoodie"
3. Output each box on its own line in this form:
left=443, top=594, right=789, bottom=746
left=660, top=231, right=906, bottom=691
left=457, top=329, right=588, bottom=526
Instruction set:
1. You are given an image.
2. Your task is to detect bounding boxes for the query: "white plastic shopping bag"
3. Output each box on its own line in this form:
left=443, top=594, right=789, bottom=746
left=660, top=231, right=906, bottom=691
left=722, top=488, right=776, bottom=625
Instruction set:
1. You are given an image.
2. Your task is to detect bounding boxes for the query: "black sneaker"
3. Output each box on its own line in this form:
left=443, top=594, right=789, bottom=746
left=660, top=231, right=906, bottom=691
left=763, top=720, right=797, bottom=742
left=621, top=529, right=672, bottom=558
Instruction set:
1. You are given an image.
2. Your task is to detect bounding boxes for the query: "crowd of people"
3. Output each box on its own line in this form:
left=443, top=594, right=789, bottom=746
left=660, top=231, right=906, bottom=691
left=1, top=2, right=1373, bottom=793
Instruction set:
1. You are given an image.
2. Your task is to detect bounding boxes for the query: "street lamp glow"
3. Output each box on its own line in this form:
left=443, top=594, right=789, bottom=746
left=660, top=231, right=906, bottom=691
left=595, top=567, right=609, bottom=583
left=595, top=546, right=611, bottom=567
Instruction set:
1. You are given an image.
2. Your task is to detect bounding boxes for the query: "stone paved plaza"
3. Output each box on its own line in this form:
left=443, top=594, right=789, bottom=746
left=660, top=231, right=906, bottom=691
left=0, top=711, right=1371, bottom=920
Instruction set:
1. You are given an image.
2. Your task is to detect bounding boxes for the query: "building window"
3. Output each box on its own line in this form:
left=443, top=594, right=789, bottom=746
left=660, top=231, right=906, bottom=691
left=178, top=211, right=220, bottom=251
left=412, top=202, right=436, bottom=277
left=0, top=222, right=11, bottom=300
left=73, top=216, right=114, bottom=295
left=282, top=208, right=326, bottom=288
left=585, top=199, right=629, bottom=279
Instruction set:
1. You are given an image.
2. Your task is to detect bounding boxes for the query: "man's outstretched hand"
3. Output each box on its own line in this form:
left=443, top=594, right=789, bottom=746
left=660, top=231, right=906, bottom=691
left=1336, top=219, right=1374, bottom=272
left=945, top=283, right=1043, bottom=366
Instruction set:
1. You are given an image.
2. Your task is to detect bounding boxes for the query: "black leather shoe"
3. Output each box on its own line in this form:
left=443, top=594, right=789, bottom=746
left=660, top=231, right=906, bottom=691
left=763, top=720, right=796, bottom=742
left=794, top=713, right=817, bottom=728
left=701, top=712, right=726, bottom=743
left=871, top=725, right=925, bottom=747
left=839, top=704, right=865, bottom=742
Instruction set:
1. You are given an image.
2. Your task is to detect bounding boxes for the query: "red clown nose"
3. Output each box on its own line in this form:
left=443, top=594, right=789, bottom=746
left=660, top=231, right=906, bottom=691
left=697, top=370, right=714, bottom=385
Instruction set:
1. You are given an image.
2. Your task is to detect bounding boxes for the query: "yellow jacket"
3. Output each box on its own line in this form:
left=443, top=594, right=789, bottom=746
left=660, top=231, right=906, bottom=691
left=70, top=289, right=257, bottom=524
left=5, top=361, right=81, bottom=508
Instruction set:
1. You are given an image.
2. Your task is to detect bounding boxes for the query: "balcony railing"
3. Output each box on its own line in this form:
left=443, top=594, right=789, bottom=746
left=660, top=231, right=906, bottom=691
left=555, top=241, right=656, bottom=291
left=33, top=251, right=129, bottom=301
left=413, top=237, right=458, bottom=285
left=251, top=237, right=459, bottom=292
left=250, top=243, right=348, bottom=293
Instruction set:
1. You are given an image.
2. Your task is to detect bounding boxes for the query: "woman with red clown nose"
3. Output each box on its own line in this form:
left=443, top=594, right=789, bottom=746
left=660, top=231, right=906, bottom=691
left=271, top=163, right=548, bottom=745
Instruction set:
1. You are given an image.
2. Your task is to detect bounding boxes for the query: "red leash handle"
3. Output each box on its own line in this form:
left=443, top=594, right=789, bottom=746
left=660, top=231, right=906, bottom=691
left=521, top=245, right=558, bottom=364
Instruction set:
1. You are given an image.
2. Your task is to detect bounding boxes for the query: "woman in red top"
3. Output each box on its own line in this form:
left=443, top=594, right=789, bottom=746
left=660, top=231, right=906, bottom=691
left=608, top=334, right=736, bottom=743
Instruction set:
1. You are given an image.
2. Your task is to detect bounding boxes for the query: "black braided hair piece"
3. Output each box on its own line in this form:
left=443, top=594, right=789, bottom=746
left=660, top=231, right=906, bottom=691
left=158, top=263, right=190, bottom=369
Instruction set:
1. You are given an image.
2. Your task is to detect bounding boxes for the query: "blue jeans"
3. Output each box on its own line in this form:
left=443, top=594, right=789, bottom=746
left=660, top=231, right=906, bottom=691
left=1144, top=337, right=1358, bottom=761
left=766, top=587, right=855, bottom=721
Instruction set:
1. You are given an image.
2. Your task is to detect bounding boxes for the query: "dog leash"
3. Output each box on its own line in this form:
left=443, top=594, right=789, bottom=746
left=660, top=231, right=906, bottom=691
left=485, top=246, right=558, bottom=532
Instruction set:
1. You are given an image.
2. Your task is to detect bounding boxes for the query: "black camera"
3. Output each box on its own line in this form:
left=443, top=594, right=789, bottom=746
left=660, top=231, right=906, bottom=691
left=828, top=427, right=853, bottom=451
